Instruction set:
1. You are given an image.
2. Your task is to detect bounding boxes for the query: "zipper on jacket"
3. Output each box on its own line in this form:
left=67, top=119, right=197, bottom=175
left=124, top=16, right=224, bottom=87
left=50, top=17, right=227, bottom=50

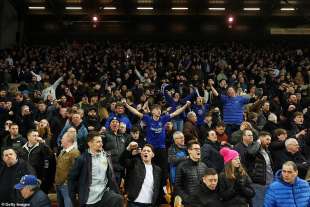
left=26, top=144, right=39, bottom=161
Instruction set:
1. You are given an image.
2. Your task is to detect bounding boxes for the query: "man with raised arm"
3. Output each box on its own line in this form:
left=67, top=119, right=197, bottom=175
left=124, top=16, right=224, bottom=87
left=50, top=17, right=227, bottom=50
left=123, top=99, right=191, bottom=186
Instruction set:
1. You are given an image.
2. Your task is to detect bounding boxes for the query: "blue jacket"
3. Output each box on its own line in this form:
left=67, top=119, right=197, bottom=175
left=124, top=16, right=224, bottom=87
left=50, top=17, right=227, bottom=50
left=264, top=170, right=310, bottom=207
left=164, top=90, right=196, bottom=120
left=168, top=144, right=187, bottom=185
left=192, top=103, right=209, bottom=126
left=26, top=190, right=51, bottom=207
left=57, top=121, right=88, bottom=152
left=220, top=95, right=249, bottom=125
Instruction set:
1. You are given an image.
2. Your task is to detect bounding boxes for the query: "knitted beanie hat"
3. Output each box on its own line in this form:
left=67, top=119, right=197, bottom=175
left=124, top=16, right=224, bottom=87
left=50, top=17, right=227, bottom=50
left=220, top=147, right=239, bottom=164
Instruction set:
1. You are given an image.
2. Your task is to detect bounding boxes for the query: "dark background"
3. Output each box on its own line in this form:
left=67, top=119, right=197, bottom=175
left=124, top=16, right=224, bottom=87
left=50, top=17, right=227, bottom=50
left=1, top=0, right=310, bottom=47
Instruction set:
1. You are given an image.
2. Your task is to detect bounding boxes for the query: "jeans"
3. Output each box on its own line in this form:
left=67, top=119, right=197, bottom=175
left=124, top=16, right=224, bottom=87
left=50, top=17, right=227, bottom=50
left=172, top=119, right=184, bottom=132
left=114, top=171, right=123, bottom=187
left=56, top=184, right=73, bottom=207
left=251, top=183, right=267, bottom=207
left=226, top=124, right=240, bottom=139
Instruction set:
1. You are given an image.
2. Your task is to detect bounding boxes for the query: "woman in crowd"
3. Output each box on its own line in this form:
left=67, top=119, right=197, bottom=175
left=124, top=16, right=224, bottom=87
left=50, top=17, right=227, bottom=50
left=37, top=119, right=53, bottom=147
left=218, top=147, right=255, bottom=207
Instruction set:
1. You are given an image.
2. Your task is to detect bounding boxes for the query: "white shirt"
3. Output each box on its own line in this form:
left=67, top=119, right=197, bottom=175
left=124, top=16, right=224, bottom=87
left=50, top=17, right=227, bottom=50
left=134, top=164, right=154, bottom=204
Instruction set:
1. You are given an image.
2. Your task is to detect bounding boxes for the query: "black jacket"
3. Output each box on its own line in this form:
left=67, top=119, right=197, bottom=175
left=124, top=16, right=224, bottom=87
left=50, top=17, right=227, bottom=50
left=1, top=134, right=27, bottom=155
left=0, top=160, right=34, bottom=203
left=288, top=123, right=305, bottom=138
left=16, top=114, right=36, bottom=137
left=201, top=139, right=224, bottom=173
left=234, top=142, right=249, bottom=166
left=270, top=140, right=286, bottom=171
left=273, top=150, right=309, bottom=178
left=20, top=143, right=51, bottom=180
left=244, top=141, right=274, bottom=185
left=262, top=121, right=279, bottom=134
left=218, top=172, right=255, bottom=207
left=68, top=150, right=119, bottom=206
left=20, top=142, right=55, bottom=193
left=175, top=159, right=208, bottom=205
left=103, top=130, right=129, bottom=172
left=49, top=112, right=67, bottom=149
left=120, top=150, right=162, bottom=206
left=190, top=182, right=224, bottom=207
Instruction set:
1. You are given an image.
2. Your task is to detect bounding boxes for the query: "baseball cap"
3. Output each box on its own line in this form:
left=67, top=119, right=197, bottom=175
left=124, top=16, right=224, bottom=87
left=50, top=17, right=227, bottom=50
left=15, top=175, right=40, bottom=190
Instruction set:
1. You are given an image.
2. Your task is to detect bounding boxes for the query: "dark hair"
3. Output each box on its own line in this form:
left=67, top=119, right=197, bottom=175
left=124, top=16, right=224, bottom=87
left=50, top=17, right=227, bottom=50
left=37, top=100, right=46, bottom=105
left=131, top=126, right=140, bottom=133
left=259, top=131, right=271, bottom=138
left=187, top=140, right=200, bottom=149
left=2, top=147, right=17, bottom=158
left=143, top=144, right=154, bottom=153
left=203, top=168, right=218, bottom=176
left=9, top=123, right=19, bottom=128
left=27, top=129, right=38, bottom=137
left=87, top=131, right=101, bottom=143
left=216, top=121, right=225, bottom=128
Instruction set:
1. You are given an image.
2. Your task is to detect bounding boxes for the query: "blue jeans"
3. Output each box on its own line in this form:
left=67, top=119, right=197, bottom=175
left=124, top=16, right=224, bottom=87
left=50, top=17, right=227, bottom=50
left=225, top=124, right=240, bottom=139
left=56, top=184, right=73, bottom=207
left=172, top=119, right=184, bottom=132
left=251, top=183, right=267, bottom=207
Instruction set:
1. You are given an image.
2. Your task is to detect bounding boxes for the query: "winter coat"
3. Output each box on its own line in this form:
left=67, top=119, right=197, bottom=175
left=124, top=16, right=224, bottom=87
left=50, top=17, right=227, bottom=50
left=175, top=159, right=208, bottom=205
left=20, top=142, right=55, bottom=192
left=168, top=144, right=187, bottom=185
left=218, top=172, right=255, bottom=207
left=244, top=141, right=274, bottom=185
left=102, top=130, right=129, bottom=172
left=201, top=139, right=224, bottom=173
left=190, top=182, right=224, bottom=207
left=68, top=150, right=119, bottom=206
left=26, top=190, right=51, bottom=207
left=57, top=121, right=88, bottom=152
left=264, top=170, right=310, bottom=207
left=272, top=150, right=309, bottom=179
left=183, top=120, right=200, bottom=143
